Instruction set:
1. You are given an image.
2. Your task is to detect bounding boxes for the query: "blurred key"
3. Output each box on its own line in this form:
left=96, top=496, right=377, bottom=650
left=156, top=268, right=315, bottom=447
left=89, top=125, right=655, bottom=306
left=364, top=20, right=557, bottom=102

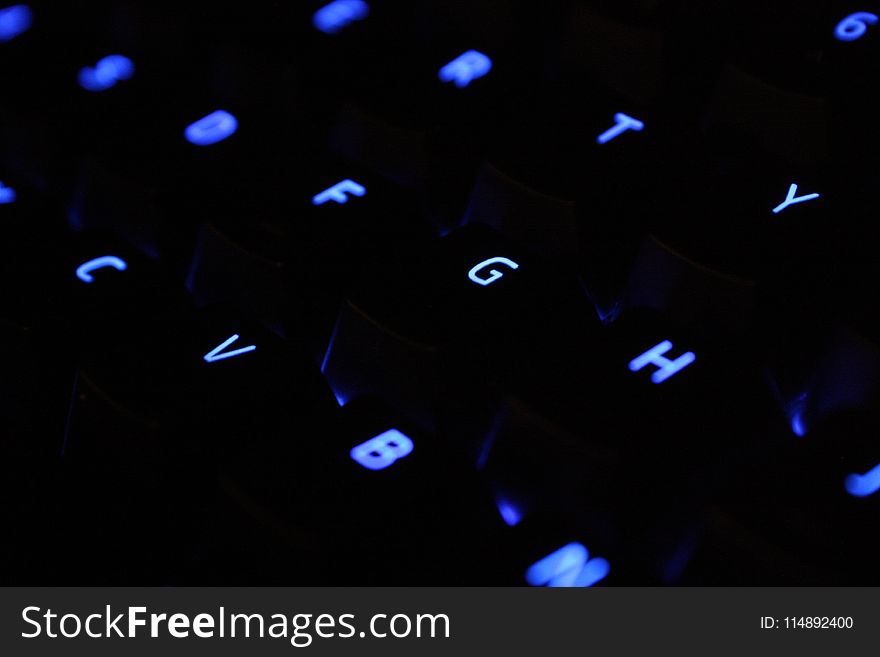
left=317, top=1, right=546, bottom=228
left=559, top=1, right=727, bottom=108
left=772, top=323, right=880, bottom=439
left=704, top=1, right=880, bottom=168
left=483, top=512, right=626, bottom=586
left=709, top=406, right=880, bottom=584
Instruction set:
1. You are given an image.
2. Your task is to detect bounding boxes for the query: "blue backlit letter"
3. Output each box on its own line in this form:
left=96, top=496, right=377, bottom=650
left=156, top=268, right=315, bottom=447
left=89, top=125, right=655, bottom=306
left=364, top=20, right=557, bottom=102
left=845, top=463, right=880, bottom=498
left=835, top=12, right=879, bottom=41
left=313, top=0, right=369, bottom=35
left=76, top=256, right=127, bottom=283
left=526, top=543, right=610, bottom=587
left=78, top=54, right=135, bottom=92
left=0, top=180, right=15, bottom=204
left=185, top=110, right=238, bottom=146
left=203, top=334, right=256, bottom=363
left=597, top=113, right=644, bottom=144
left=312, top=179, right=366, bottom=206
left=772, top=183, right=820, bottom=214
left=0, top=4, right=32, bottom=42
left=468, top=257, right=519, bottom=286
left=350, top=429, right=414, bottom=471
left=438, top=50, right=493, bottom=88
left=629, top=340, right=695, bottom=384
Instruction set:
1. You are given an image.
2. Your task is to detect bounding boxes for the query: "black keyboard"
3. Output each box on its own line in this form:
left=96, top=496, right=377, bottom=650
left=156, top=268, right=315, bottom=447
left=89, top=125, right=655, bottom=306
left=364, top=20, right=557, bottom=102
left=2, top=0, right=880, bottom=586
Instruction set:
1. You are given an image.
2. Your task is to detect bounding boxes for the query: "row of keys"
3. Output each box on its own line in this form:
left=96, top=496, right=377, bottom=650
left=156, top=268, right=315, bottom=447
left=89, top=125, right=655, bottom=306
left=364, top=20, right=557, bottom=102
left=7, top=164, right=878, bottom=496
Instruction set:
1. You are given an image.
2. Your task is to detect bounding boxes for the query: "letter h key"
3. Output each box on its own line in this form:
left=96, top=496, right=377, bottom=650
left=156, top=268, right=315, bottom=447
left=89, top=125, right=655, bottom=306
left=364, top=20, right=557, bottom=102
left=628, top=340, right=695, bottom=384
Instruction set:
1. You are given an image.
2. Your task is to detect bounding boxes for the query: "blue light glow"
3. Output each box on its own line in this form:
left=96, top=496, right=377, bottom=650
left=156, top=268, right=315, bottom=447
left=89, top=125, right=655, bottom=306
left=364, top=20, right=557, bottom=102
left=595, top=301, right=621, bottom=324
left=597, top=113, right=644, bottom=144
left=350, top=429, right=414, bottom=471
left=495, top=498, right=524, bottom=527
left=438, top=50, right=493, bottom=88
left=75, top=255, right=128, bottom=283
left=844, top=463, right=880, bottom=498
left=835, top=12, right=878, bottom=41
left=790, top=411, right=808, bottom=438
left=203, top=334, right=256, bottom=363
left=312, top=179, right=366, bottom=206
left=0, top=180, right=15, bottom=204
left=629, top=340, right=695, bottom=384
left=184, top=110, right=238, bottom=146
left=319, top=317, right=352, bottom=406
left=525, top=543, right=610, bottom=587
left=78, top=54, right=135, bottom=92
left=573, top=556, right=612, bottom=587
left=0, top=4, right=32, bottom=42
left=772, top=183, right=820, bottom=214
left=468, top=257, right=519, bottom=286
left=313, top=0, right=369, bottom=35
left=786, top=392, right=809, bottom=438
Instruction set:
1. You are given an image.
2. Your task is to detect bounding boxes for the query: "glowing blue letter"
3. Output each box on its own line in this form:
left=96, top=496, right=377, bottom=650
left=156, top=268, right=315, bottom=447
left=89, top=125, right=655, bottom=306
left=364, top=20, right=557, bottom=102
left=835, top=12, right=879, bottom=41
left=313, top=0, right=369, bottom=34
left=597, top=113, right=644, bottom=144
left=185, top=110, right=238, bottom=146
left=439, top=50, right=493, bottom=88
left=526, top=543, right=610, bottom=587
left=468, top=257, right=519, bottom=286
left=629, top=340, right=695, bottom=384
left=0, top=181, right=15, bottom=204
left=78, top=54, right=135, bottom=92
left=203, top=334, right=256, bottom=363
left=772, top=183, right=820, bottom=214
left=0, top=4, right=32, bottom=42
left=312, top=179, right=366, bottom=206
left=845, top=463, right=880, bottom=498
left=76, top=256, right=127, bottom=283
left=350, top=429, right=414, bottom=471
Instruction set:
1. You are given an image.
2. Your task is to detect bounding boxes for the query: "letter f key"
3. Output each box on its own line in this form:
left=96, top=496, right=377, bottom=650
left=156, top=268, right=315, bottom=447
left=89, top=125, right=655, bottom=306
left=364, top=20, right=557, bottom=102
left=312, top=179, right=366, bottom=206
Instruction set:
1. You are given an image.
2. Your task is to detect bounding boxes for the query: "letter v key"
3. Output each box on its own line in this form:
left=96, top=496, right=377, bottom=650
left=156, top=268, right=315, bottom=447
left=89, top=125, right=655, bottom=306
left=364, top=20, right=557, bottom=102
left=203, top=334, right=256, bottom=363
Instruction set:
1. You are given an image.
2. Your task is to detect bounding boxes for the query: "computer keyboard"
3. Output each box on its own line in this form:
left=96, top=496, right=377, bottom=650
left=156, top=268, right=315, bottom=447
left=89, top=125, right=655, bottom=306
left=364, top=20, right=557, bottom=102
left=2, top=0, right=880, bottom=586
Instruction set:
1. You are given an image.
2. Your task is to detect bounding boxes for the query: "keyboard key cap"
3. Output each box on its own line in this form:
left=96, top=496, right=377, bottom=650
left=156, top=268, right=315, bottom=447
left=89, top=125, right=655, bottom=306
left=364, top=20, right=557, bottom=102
left=185, top=159, right=428, bottom=352
left=479, top=308, right=780, bottom=578
left=711, top=406, right=880, bottom=584
left=320, top=224, right=600, bottom=428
